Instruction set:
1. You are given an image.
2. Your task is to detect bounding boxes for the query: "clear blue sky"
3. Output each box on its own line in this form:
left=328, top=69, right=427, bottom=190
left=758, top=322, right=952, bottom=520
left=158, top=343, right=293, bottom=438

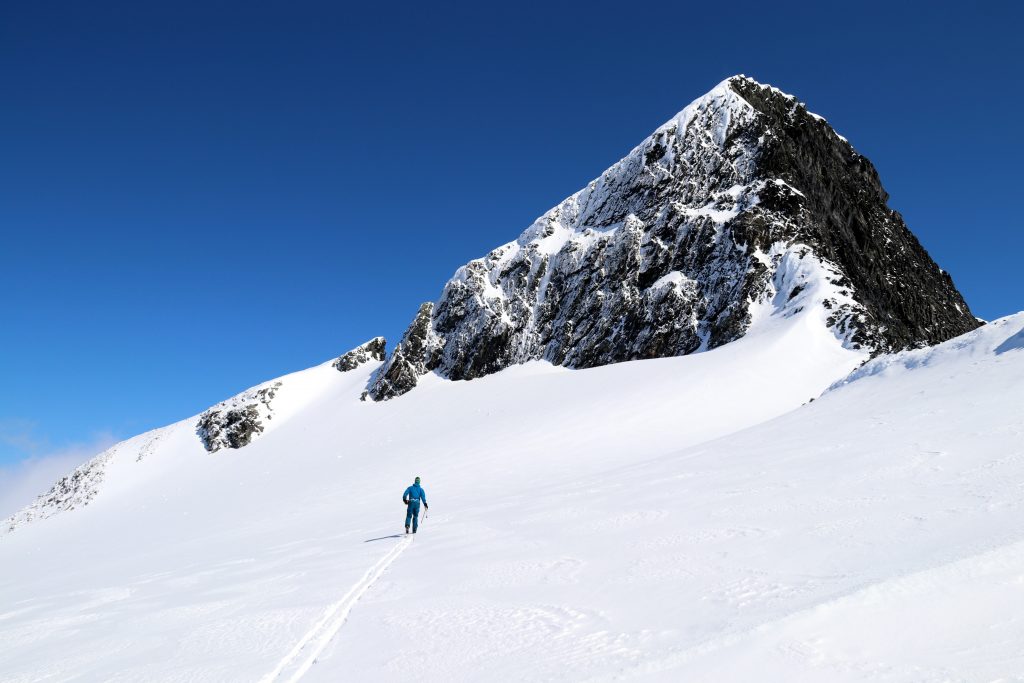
left=2, top=1, right=1021, bottom=466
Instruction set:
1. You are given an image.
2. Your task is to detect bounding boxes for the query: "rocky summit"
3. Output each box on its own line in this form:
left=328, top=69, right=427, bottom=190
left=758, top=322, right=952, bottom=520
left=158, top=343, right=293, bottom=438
left=368, top=76, right=978, bottom=401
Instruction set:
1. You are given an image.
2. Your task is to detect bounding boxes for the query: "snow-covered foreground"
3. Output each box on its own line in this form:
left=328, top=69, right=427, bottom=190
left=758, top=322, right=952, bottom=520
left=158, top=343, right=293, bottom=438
left=3, top=311, right=1024, bottom=681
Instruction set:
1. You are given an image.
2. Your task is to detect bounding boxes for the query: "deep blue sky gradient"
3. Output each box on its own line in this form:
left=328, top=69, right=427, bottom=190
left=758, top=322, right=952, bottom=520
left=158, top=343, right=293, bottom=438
left=2, top=1, right=1021, bottom=464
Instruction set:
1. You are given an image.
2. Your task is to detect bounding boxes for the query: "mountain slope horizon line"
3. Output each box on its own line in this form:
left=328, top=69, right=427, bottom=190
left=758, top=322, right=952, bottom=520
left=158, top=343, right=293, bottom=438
left=367, top=74, right=978, bottom=401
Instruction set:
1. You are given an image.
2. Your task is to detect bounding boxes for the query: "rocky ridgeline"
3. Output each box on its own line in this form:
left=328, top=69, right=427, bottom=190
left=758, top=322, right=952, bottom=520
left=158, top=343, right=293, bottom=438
left=196, top=338, right=389, bottom=451
left=4, top=448, right=116, bottom=534
left=333, top=337, right=386, bottom=372
left=369, top=76, right=978, bottom=400
left=365, top=305, right=436, bottom=401
left=6, top=337, right=395, bottom=533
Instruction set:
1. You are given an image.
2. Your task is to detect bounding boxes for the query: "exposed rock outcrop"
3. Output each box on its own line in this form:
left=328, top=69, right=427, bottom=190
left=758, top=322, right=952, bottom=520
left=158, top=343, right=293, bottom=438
left=4, top=448, right=115, bottom=533
left=369, top=303, right=439, bottom=399
left=333, top=337, right=386, bottom=372
left=196, top=382, right=281, bottom=452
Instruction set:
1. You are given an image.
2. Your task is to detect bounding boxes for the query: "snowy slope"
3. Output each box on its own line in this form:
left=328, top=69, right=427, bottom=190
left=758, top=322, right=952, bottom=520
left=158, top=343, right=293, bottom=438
left=3, top=304, right=1024, bottom=680
left=326, top=315, right=1024, bottom=681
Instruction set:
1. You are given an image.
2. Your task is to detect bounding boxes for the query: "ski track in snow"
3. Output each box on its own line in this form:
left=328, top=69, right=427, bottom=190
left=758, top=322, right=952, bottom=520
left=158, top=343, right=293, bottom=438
left=260, top=536, right=413, bottom=683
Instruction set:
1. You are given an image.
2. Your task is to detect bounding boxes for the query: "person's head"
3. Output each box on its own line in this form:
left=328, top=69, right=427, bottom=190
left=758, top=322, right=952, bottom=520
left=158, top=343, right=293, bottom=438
left=414, top=476, right=421, bottom=485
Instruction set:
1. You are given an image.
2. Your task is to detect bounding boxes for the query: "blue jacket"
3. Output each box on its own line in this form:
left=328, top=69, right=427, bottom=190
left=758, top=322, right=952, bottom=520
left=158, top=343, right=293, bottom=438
left=403, top=484, right=427, bottom=506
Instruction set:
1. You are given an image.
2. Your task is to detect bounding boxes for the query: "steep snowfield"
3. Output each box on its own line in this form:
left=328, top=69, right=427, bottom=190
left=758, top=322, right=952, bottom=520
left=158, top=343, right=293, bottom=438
left=3, top=310, right=1023, bottom=681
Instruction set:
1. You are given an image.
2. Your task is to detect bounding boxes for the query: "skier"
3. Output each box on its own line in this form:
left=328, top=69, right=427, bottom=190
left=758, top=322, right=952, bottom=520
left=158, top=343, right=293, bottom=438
left=403, top=476, right=428, bottom=534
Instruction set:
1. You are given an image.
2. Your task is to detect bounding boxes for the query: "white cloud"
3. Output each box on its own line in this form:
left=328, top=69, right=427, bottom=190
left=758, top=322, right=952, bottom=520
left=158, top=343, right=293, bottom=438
left=0, top=426, right=118, bottom=520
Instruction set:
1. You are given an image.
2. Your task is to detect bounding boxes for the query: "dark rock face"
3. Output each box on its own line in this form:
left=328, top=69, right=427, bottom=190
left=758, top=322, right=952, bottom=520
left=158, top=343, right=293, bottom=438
left=197, top=382, right=281, bottom=452
left=369, top=76, right=979, bottom=401
left=333, top=337, right=387, bottom=372
left=197, top=406, right=263, bottom=451
left=370, top=303, right=439, bottom=399
left=727, top=78, right=977, bottom=350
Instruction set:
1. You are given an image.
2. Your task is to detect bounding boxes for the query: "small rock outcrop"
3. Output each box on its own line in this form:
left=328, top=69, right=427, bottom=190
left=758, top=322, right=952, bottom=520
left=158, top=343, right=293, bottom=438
left=367, top=75, right=979, bottom=401
left=370, top=303, right=439, bottom=399
left=196, top=382, right=281, bottom=452
left=4, top=448, right=116, bottom=533
left=333, top=337, right=386, bottom=372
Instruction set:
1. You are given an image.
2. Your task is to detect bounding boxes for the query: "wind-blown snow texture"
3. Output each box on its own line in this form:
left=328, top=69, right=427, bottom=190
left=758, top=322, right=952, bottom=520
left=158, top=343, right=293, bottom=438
left=370, top=76, right=977, bottom=400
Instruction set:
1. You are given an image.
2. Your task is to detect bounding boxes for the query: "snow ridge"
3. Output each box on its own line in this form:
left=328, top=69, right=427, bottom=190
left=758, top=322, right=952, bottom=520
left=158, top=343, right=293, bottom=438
left=3, top=448, right=116, bottom=533
left=830, top=312, right=1024, bottom=391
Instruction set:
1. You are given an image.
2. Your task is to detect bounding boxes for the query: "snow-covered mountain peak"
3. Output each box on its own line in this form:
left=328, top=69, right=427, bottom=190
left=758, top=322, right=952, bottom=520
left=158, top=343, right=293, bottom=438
left=1, top=73, right=1019, bottom=682
left=513, top=77, right=758, bottom=250
left=647, top=74, right=802, bottom=140
left=652, top=75, right=753, bottom=136
left=369, top=76, right=978, bottom=400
